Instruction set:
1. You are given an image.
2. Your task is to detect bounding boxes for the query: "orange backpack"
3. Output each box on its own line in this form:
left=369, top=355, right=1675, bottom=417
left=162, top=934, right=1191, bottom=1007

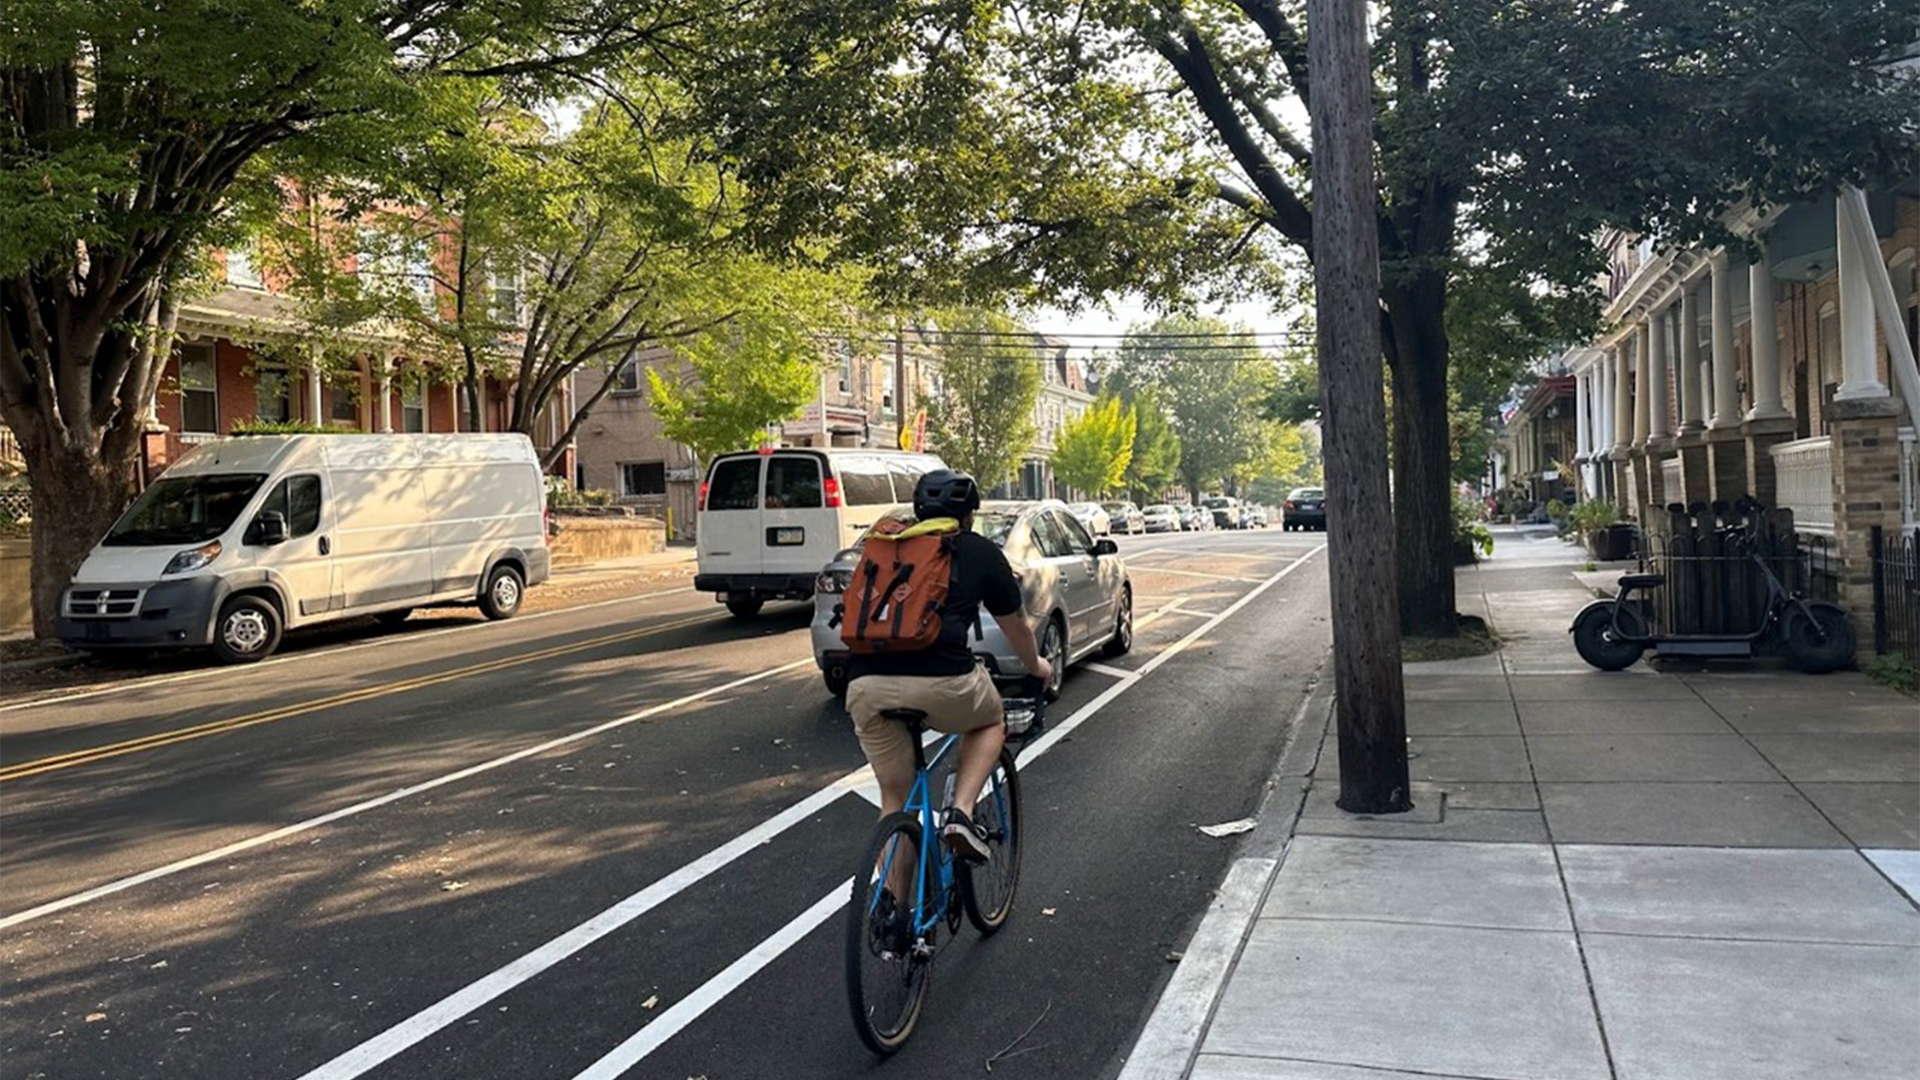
left=840, top=517, right=960, bottom=654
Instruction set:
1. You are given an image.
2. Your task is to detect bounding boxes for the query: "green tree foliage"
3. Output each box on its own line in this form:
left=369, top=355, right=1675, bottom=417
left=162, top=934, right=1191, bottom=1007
left=1111, top=316, right=1281, bottom=496
left=1122, top=388, right=1183, bottom=500
left=645, top=349, right=822, bottom=462
left=0, top=0, right=802, bottom=634
left=1051, top=394, right=1137, bottom=497
left=923, top=311, right=1042, bottom=488
left=704, top=0, right=1918, bottom=637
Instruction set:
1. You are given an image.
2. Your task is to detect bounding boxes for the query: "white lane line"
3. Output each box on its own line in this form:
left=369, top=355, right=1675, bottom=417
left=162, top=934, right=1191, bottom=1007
left=298, top=544, right=1326, bottom=1080
left=1130, top=566, right=1260, bottom=584
left=0, top=585, right=699, bottom=715
left=0, top=658, right=812, bottom=932
left=570, top=882, right=851, bottom=1080
left=1082, top=661, right=1134, bottom=679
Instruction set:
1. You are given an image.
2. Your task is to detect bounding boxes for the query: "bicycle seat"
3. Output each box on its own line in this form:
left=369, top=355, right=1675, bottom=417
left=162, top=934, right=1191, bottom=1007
left=1617, top=573, right=1664, bottom=590
left=879, top=707, right=929, bottom=725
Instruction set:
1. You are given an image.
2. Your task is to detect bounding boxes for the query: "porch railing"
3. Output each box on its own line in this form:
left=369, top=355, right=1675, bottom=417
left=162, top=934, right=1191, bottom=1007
left=1900, top=426, right=1917, bottom=534
left=1770, top=435, right=1833, bottom=534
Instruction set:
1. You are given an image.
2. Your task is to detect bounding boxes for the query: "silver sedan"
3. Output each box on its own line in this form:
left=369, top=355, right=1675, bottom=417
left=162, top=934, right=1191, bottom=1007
left=812, top=500, right=1133, bottom=700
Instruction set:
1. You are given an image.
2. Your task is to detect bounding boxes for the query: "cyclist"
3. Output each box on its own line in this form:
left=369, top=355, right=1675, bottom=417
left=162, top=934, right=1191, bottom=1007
left=845, top=469, right=1053, bottom=863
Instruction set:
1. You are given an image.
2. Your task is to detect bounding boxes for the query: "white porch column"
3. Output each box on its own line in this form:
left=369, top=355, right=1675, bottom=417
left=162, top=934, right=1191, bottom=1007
left=1647, top=307, right=1673, bottom=441
left=1709, top=253, right=1742, bottom=428
left=1575, top=367, right=1592, bottom=461
left=1678, top=284, right=1705, bottom=432
left=1746, top=258, right=1789, bottom=420
left=1633, top=321, right=1652, bottom=448
left=1834, top=192, right=1889, bottom=401
left=306, top=347, right=324, bottom=424
left=1614, top=340, right=1634, bottom=452
left=374, top=356, right=394, bottom=433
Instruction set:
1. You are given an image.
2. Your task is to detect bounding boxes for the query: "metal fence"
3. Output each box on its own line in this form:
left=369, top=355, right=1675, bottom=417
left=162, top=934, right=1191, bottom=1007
left=1870, top=526, right=1920, bottom=664
left=1637, top=505, right=1810, bottom=636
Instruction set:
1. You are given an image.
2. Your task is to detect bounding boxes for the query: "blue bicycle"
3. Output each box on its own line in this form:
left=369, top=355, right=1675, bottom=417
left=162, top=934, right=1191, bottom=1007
left=844, top=680, right=1044, bottom=1055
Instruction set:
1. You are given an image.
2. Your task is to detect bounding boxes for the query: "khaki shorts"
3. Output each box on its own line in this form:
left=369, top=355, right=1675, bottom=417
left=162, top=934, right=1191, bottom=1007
left=847, top=664, right=1005, bottom=776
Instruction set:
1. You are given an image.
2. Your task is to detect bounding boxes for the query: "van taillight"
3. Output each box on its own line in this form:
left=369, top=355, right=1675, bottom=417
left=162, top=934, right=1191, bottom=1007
left=1284, top=500, right=1295, bottom=510
left=699, top=481, right=709, bottom=510
left=823, top=475, right=843, bottom=508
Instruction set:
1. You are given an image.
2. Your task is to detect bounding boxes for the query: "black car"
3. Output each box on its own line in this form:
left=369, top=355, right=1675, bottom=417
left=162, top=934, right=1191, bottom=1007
left=1283, top=487, right=1326, bottom=531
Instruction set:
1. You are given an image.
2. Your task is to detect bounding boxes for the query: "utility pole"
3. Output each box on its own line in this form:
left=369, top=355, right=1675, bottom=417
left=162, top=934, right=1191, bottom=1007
left=894, top=317, right=908, bottom=445
left=1307, top=0, right=1411, bottom=813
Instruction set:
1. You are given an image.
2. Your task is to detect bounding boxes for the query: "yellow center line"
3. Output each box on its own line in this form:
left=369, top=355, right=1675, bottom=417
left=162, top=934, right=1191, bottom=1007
left=0, top=611, right=723, bottom=783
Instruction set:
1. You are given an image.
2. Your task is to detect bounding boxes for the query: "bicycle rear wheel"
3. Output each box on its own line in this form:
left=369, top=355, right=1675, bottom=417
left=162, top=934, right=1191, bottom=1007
left=846, top=812, right=932, bottom=1055
left=960, top=748, right=1022, bottom=935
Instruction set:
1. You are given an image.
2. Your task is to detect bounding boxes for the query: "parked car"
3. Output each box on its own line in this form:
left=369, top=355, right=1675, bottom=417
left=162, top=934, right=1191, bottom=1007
left=1066, top=501, right=1112, bottom=537
left=1141, top=503, right=1182, bottom=533
left=1202, top=494, right=1245, bottom=530
left=1283, top=488, right=1327, bottom=531
left=812, top=500, right=1132, bottom=699
left=1179, top=504, right=1213, bottom=531
left=696, top=447, right=946, bottom=617
left=1101, top=500, right=1146, bottom=535
left=58, top=433, right=550, bottom=663
left=1246, top=505, right=1269, bottom=528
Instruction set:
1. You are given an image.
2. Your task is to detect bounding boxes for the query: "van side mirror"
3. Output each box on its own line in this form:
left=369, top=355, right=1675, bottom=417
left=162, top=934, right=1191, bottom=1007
left=1092, top=538, right=1119, bottom=557
left=252, top=510, right=289, bottom=546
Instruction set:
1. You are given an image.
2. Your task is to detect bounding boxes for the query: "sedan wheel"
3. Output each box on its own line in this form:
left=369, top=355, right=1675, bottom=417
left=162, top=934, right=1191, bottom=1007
left=1040, top=618, right=1066, bottom=702
left=1103, top=588, right=1133, bottom=657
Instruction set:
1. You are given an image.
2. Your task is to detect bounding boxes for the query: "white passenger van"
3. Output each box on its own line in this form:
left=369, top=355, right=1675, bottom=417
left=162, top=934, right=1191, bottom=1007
left=58, top=433, right=550, bottom=662
left=695, top=447, right=946, bottom=616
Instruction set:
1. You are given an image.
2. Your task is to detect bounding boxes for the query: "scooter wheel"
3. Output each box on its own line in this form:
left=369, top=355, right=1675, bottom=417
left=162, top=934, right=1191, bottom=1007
left=1783, top=603, right=1855, bottom=674
left=1572, top=604, right=1645, bottom=671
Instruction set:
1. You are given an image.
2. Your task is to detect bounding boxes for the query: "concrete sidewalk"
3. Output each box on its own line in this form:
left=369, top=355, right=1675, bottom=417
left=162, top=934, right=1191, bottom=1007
left=1132, top=526, right=1920, bottom=1080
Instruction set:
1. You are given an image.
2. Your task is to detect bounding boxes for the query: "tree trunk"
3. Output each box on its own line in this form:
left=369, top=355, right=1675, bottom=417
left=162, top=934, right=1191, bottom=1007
left=1385, top=278, right=1459, bottom=638
left=1308, top=0, right=1411, bottom=814
left=24, top=442, right=140, bottom=638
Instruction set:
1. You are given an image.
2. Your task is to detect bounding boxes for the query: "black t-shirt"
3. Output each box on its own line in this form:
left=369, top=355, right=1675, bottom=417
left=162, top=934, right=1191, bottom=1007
left=847, top=529, right=1024, bottom=678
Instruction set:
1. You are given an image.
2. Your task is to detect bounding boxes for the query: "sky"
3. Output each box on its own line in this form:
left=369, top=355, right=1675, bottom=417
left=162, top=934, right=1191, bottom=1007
left=1026, top=292, right=1302, bottom=359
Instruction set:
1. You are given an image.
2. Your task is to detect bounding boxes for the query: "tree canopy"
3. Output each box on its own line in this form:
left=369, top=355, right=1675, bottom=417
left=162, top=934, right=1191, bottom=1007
left=1051, top=394, right=1137, bottom=497
left=922, top=311, right=1042, bottom=488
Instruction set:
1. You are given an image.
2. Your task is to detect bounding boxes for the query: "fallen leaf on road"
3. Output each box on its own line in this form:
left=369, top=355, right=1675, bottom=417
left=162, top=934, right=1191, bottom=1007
left=1166, top=951, right=1184, bottom=963
left=440, top=881, right=468, bottom=892
left=85, top=1013, right=106, bottom=1023
left=1198, top=818, right=1257, bottom=838
left=150, top=960, right=168, bottom=969
left=642, top=995, right=659, bottom=1010
left=1041, top=908, right=1057, bottom=917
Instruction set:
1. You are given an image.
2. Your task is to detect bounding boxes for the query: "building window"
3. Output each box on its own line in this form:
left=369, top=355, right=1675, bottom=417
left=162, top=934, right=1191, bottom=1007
left=401, top=373, right=426, bottom=432
left=613, top=357, right=641, bottom=394
left=255, top=363, right=292, bottom=423
left=833, top=339, right=853, bottom=393
left=179, top=343, right=219, bottom=433
left=491, top=266, right=522, bottom=325
left=225, top=246, right=265, bottom=290
left=407, top=249, right=436, bottom=307
left=619, top=461, right=667, bottom=497
left=330, top=375, right=360, bottom=424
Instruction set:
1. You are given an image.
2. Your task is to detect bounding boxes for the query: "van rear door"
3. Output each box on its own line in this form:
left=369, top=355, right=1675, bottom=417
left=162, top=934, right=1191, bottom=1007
left=760, top=451, right=840, bottom=577
left=697, top=454, right=765, bottom=577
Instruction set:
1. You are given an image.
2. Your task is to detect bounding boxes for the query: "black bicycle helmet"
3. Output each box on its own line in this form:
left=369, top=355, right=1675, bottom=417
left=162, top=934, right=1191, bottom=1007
left=913, top=469, right=982, bottom=520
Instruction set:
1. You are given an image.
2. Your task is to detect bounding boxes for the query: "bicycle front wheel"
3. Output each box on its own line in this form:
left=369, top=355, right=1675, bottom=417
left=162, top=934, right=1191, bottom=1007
left=846, top=812, right=932, bottom=1055
left=960, top=748, right=1023, bottom=935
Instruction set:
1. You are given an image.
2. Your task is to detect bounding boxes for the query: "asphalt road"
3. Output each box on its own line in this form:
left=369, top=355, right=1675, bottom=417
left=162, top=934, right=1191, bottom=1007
left=0, top=526, right=1331, bottom=1080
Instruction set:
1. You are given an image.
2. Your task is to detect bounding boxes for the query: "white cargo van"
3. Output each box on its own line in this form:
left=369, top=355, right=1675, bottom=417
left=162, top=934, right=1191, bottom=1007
left=58, top=433, right=550, bottom=662
left=695, top=447, right=946, bottom=616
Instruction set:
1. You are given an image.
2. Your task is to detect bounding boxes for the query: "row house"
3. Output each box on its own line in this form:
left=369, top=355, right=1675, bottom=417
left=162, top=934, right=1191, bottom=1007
left=993, top=338, right=1098, bottom=501
left=139, top=228, right=577, bottom=487
left=1557, top=177, right=1920, bottom=635
left=574, top=329, right=941, bottom=538
left=1494, top=367, right=1578, bottom=507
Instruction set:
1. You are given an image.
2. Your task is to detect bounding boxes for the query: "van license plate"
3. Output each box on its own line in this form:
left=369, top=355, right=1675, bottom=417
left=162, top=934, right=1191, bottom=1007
left=771, top=527, right=804, bottom=546
left=84, top=622, right=109, bottom=641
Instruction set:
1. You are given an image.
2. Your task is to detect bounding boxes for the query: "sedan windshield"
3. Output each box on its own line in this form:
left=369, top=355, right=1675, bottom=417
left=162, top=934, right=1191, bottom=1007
left=1100, top=502, right=1130, bottom=513
left=1292, top=489, right=1324, bottom=500
left=1203, top=498, right=1230, bottom=509
left=1145, top=505, right=1174, bottom=514
left=104, top=473, right=266, bottom=546
left=854, top=508, right=1019, bottom=552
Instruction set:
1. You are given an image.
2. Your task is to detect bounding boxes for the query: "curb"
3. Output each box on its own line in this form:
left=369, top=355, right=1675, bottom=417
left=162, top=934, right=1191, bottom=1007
left=1116, top=669, right=1335, bottom=1080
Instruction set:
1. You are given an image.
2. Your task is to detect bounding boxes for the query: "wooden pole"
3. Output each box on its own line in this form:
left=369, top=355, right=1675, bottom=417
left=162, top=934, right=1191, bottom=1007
left=1308, top=0, right=1412, bottom=813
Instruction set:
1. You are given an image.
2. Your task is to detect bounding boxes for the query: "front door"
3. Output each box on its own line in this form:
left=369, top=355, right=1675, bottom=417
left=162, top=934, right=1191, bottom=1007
left=243, top=472, right=337, bottom=622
